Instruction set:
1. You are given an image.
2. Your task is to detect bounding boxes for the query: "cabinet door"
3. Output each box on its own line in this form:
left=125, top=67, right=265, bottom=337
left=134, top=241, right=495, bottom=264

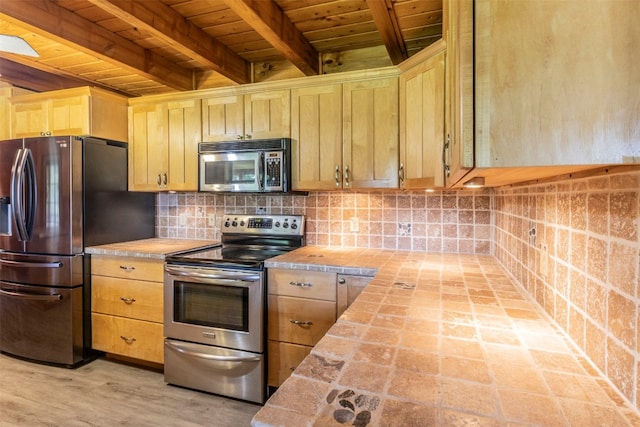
left=48, top=95, right=90, bottom=136
left=11, top=100, right=48, bottom=138
left=444, top=0, right=474, bottom=187
left=399, top=51, right=446, bottom=189
left=475, top=0, right=640, bottom=167
left=244, top=90, right=290, bottom=139
left=267, top=340, right=311, bottom=387
left=201, top=93, right=244, bottom=142
left=166, top=99, right=200, bottom=191
left=291, top=84, right=343, bottom=190
left=129, top=103, right=167, bottom=191
left=343, top=77, right=399, bottom=189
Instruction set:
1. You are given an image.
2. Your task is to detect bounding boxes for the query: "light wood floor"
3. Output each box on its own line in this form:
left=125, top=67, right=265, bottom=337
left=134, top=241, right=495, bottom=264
left=0, top=354, right=259, bottom=426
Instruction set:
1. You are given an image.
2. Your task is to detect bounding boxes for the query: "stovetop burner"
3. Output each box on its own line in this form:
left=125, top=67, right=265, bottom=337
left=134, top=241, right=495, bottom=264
left=166, top=214, right=305, bottom=270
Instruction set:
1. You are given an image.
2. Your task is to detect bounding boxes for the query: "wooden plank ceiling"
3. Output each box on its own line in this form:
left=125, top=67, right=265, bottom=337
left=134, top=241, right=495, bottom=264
left=0, top=0, right=442, bottom=97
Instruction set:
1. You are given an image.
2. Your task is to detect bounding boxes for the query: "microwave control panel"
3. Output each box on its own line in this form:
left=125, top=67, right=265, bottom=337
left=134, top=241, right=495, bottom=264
left=264, top=151, right=283, bottom=191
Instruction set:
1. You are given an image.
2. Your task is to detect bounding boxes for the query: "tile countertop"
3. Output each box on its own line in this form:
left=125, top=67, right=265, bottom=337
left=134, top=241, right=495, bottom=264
left=255, top=246, right=640, bottom=427
left=85, top=238, right=220, bottom=259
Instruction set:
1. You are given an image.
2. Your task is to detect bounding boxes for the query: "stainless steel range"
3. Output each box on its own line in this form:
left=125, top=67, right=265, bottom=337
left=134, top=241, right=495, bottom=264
left=163, top=214, right=304, bottom=404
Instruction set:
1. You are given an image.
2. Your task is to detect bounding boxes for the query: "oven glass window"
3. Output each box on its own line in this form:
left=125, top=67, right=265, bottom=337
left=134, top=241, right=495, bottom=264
left=204, top=160, right=256, bottom=185
left=174, top=281, right=249, bottom=332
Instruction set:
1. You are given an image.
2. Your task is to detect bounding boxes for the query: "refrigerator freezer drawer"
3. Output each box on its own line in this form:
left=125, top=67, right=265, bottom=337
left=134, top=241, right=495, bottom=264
left=0, top=253, right=84, bottom=287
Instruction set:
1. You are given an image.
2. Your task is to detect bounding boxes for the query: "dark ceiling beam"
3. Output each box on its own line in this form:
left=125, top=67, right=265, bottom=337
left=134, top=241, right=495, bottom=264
left=87, top=0, right=250, bottom=85
left=0, top=56, right=132, bottom=95
left=366, top=0, right=408, bottom=64
left=223, top=0, right=320, bottom=76
left=0, top=1, right=194, bottom=91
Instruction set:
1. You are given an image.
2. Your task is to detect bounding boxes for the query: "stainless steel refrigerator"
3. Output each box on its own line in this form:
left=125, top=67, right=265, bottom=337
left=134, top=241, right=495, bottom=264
left=0, top=136, right=155, bottom=366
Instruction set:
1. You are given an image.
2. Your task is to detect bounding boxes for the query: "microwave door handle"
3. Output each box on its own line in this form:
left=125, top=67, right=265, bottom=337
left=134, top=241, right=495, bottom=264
left=258, top=152, right=265, bottom=191
left=10, top=149, right=27, bottom=241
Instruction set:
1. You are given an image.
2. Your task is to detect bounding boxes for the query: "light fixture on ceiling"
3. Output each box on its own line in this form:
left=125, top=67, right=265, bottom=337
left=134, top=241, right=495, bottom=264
left=463, top=176, right=485, bottom=189
left=0, top=35, right=39, bottom=57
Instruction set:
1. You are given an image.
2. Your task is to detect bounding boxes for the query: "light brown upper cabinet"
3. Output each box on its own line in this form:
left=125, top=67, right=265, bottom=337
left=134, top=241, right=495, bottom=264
left=129, top=97, right=200, bottom=192
left=291, top=83, right=343, bottom=190
left=10, top=87, right=128, bottom=142
left=201, top=89, right=290, bottom=142
left=1, top=84, right=32, bottom=140
left=399, top=42, right=446, bottom=190
left=445, top=0, right=640, bottom=188
left=342, top=76, right=399, bottom=189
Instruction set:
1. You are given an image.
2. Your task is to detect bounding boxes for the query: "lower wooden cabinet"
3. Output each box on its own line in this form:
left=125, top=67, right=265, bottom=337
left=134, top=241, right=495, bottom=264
left=90, top=255, right=164, bottom=364
left=267, top=268, right=337, bottom=387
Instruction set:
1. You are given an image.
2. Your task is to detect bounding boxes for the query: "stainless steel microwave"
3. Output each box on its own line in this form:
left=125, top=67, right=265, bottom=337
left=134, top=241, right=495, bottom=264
left=198, top=138, right=291, bottom=193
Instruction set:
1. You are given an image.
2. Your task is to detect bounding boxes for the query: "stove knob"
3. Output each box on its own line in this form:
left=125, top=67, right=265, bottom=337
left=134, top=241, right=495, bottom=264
left=283, top=222, right=289, bottom=229
left=232, top=220, right=238, bottom=227
left=240, top=220, right=245, bottom=227
left=224, top=221, right=230, bottom=227
left=275, top=221, right=281, bottom=228
left=291, top=223, right=298, bottom=230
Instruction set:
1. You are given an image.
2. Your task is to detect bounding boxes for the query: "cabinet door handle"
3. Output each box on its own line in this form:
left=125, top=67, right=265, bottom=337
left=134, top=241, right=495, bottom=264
left=245, top=134, right=252, bottom=139
left=289, top=281, right=313, bottom=288
left=334, top=165, right=341, bottom=187
left=162, top=172, right=168, bottom=186
left=119, top=265, right=135, bottom=272
left=157, top=173, right=162, bottom=185
left=344, top=165, right=350, bottom=187
left=119, top=296, right=136, bottom=304
left=289, top=319, right=313, bottom=326
left=443, top=134, right=451, bottom=178
left=236, top=134, right=243, bottom=140
left=120, top=336, right=136, bottom=344
left=398, top=163, right=405, bottom=185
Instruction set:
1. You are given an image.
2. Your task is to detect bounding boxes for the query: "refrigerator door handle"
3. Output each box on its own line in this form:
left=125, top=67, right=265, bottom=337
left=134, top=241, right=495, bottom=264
left=10, top=148, right=37, bottom=242
left=23, top=148, right=37, bottom=241
left=10, top=148, right=27, bottom=241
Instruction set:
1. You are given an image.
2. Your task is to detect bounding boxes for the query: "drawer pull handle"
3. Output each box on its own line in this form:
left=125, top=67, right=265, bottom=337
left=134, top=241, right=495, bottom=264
left=289, top=281, right=313, bottom=288
left=289, top=319, right=313, bottom=326
left=119, top=296, right=136, bottom=304
left=289, top=366, right=296, bottom=371
left=120, top=336, right=136, bottom=344
left=119, top=265, right=135, bottom=272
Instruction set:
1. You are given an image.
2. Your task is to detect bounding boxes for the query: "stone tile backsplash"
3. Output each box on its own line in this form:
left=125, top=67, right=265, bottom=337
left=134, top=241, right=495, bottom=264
left=493, top=171, right=640, bottom=411
left=156, top=190, right=493, bottom=254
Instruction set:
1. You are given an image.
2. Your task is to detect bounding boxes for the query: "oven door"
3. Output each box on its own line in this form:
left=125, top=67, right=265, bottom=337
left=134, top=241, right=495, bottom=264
left=199, top=151, right=262, bottom=192
left=164, top=265, right=264, bottom=353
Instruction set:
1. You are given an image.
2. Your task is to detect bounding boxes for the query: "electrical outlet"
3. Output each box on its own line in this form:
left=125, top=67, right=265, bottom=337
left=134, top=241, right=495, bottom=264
left=207, top=213, right=216, bottom=227
left=350, top=217, right=359, bottom=233
left=539, top=243, right=549, bottom=277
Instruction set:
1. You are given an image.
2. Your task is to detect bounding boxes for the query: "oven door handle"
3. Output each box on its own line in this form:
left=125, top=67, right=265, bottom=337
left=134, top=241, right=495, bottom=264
left=165, top=266, right=260, bottom=283
left=165, top=341, right=261, bottom=362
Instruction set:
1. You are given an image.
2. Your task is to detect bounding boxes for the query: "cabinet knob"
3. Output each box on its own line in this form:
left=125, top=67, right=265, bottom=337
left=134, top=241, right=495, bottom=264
left=338, top=278, right=346, bottom=285
left=119, top=296, right=136, bottom=304
left=120, top=336, right=136, bottom=344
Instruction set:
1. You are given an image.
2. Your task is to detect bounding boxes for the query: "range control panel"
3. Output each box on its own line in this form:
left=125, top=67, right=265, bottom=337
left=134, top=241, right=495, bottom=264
left=222, top=214, right=305, bottom=236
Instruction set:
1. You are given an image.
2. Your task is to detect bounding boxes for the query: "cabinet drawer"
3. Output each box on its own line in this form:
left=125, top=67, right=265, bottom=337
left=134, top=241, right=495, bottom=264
left=92, top=276, right=163, bottom=322
left=91, top=256, right=164, bottom=282
left=268, top=269, right=336, bottom=301
left=267, top=340, right=311, bottom=387
left=268, top=295, right=336, bottom=346
left=92, top=313, right=163, bottom=364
